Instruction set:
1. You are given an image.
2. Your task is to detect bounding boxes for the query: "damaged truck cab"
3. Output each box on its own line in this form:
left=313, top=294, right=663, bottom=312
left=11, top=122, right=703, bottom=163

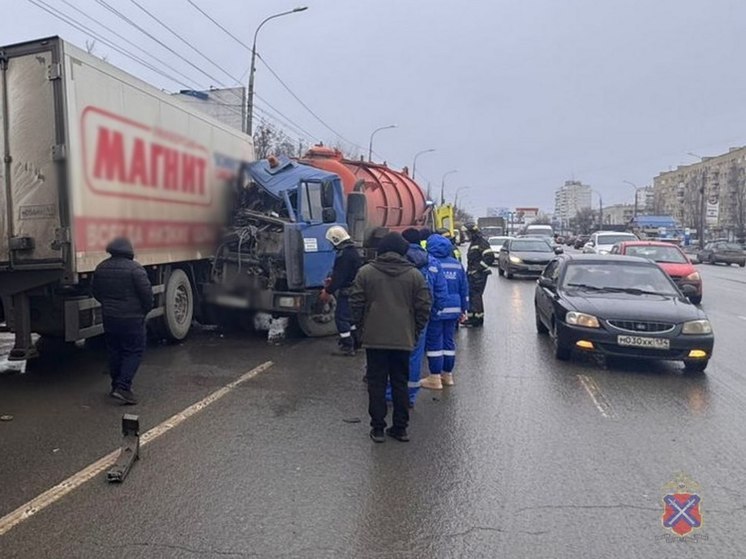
left=207, top=156, right=359, bottom=337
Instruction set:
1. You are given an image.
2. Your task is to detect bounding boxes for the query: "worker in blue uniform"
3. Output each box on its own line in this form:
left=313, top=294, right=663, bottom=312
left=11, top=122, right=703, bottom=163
left=421, top=233, right=469, bottom=389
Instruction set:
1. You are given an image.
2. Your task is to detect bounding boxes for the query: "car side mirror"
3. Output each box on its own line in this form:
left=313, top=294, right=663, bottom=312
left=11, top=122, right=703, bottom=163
left=554, top=247, right=564, bottom=254
left=681, top=284, right=698, bottom=299
left=538, top=276, right=555, bottom=290
left=322, top=208, right=337, bottom=223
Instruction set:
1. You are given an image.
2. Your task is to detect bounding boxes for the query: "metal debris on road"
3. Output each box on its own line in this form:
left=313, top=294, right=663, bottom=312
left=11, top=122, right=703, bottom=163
left=0, top=415, right=14, bottom=422
left=342, top=417, right=362, bottom=423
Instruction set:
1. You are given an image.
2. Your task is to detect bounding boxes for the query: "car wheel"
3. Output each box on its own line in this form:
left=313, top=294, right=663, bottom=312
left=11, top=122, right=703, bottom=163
left=740, top=262, right=746, bottom=268
left=708, top=255, right=715, bottom=265
left=689, top=295, right=702, bottom=305
left=535, top=307, right=548, bottom=334
left=505, top=266, right=514, bottom=279
left=552, top=320, right=571, bottom=361
left=683, top=359, right=708, bottom=374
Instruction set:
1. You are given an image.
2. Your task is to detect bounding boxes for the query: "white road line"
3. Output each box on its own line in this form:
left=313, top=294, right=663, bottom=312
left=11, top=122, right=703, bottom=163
left=0, top=360, right=274, bottom=537
left=577, top=374, right=614, bottom=419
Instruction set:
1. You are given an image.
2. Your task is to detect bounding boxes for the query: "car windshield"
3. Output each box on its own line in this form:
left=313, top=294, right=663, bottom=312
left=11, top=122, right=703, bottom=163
left=489, top=237, right=509, bottom=246
left=511, top=240, right=551, bottom=252
left=596, top=234, right=636, bottom=245
left=624, top=245, right=688, bottom=263
left=561, top=262, right=679, bottom=295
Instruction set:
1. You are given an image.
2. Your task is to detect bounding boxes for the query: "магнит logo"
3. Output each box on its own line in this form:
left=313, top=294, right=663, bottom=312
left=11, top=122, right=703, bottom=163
left=661, top=473, right=703, bottom=538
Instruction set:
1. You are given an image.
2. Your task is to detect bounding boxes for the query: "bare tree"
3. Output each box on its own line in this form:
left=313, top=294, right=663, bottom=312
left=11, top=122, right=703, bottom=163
left=570, top=207, right=595, bottom=234
left=532, top=212, right=552, bottom=225
left=253, top=123, right=298, bottom=159
left=728, top=163, right=746, bottom=241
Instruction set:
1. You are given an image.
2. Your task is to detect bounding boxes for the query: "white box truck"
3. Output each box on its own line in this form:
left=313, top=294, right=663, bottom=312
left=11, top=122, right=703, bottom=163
left=0, top=37, right=254, bottom=359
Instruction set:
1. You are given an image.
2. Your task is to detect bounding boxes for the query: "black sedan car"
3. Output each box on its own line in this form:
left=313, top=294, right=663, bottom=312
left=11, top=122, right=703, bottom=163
left=696, top=241, right=746, bottom=266
left=534, top=254, right=714, bottom=372
left=497, top=238, right=561, bottom=279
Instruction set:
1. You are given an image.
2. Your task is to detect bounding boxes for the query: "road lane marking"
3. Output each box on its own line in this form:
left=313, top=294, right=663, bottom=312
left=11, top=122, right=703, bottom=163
left=0, top=360, right=274, bottom=537
left=577, top=374, right=614, bottom=419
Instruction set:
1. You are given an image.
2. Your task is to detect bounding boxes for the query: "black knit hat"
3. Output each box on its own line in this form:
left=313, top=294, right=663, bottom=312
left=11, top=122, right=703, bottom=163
left=419, top=228, right=433, bottom=242
left=377, top=232, right=409, bottom=256
left=401, top=228, right=421, bottom=244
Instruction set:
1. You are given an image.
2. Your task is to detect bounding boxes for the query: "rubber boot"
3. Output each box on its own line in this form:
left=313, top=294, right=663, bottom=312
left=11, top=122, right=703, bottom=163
left=441, top=373, right=455, bottom=386
left=420, top=374, right=443, bottom=390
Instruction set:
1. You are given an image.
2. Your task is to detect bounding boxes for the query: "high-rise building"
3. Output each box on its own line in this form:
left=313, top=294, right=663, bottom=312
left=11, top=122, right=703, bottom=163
left=554, top=180, right=592, bottom=225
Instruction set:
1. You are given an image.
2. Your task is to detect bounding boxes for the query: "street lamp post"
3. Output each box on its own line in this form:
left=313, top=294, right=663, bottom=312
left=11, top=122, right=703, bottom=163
left=412, top=148, right=435, bottom=180
left=453, top=186, right=470, bottom=208
left=590, top=189, right=604, bottom=228
left=687, top=153, right=707, bottom=247
left=368, top=124, right=397, bottom=162
left=246, top=7, right=308, bottom=135
left=440, top=169, right=458, bottom=205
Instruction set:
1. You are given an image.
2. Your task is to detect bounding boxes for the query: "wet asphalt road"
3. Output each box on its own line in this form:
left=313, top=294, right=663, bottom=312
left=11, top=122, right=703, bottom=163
left=1, top=259, right=746, bottom=558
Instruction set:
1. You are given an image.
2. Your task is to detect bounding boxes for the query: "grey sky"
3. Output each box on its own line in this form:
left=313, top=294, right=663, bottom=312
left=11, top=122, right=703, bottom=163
left=5, top=0, right=746, bottom=217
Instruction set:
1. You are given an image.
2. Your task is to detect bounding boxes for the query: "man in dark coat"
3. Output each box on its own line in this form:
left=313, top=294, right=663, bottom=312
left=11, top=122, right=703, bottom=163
left=92, top=237, right=153, bottom=404
left=350, top=232, right=432, bottom=443
left=320, top=225, right=363, bottom=356
left=464, top=224, right=494, bottom=327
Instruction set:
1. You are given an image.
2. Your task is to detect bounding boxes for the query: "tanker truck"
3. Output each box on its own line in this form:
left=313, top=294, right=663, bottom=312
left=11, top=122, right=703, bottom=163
left=0, top=36, right=254, bottom=359
left=207, top=148, right=433, bottom=337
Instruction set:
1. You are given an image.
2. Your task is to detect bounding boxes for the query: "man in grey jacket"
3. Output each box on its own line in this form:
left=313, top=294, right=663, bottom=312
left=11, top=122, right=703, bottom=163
left=350, top=232, right=432, bottom=443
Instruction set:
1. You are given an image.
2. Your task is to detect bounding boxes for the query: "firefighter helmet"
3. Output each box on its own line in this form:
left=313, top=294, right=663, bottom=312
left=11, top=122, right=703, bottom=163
left=325, top=225, right=351, bottom=246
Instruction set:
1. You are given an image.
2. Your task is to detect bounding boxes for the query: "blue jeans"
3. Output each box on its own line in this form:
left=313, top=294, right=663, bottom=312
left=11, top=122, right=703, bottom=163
left=104, top=318, right=146, bottom=392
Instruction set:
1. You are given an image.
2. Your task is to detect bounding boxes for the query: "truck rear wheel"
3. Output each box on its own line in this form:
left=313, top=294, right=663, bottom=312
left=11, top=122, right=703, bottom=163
left=157, top=269, right=194, bottom=341
left=296, top=297, right=338, bottom=337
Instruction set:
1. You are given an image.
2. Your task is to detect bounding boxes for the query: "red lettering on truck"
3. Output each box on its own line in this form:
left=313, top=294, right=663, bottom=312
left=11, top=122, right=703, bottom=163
left=82, top=107, right=212, bottom=206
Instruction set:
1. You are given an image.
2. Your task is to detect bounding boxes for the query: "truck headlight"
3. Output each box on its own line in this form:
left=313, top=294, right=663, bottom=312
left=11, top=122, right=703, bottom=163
left=684, top=271, right=701, bottom=281
left=509, top=255, right=522, bottom=264
left=682, top=319, right=712, bottom=334
left=565, top=312, right=600, bottom=328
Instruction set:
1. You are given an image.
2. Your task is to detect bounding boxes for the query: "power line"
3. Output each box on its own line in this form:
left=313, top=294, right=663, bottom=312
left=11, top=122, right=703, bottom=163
left=59, top=0, right=199, bottom=88
left=25, top=0, right=200, bottom=90
left=128, top=0, right=237, bottom=84
left=185, top=0, right=252, bottom=50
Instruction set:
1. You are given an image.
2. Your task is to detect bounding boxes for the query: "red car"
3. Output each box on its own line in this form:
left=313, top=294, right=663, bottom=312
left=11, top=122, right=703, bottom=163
left=610, top=241, right=702, bottom=304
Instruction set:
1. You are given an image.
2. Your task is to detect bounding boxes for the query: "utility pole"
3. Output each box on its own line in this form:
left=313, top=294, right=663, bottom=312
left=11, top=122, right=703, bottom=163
left=699, top=169, right=707, bottom=247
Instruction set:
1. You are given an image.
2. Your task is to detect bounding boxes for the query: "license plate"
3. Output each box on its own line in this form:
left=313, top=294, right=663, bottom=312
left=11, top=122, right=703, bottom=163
left=617, top=335, right=670, bottom=349
left=528, top=265, right=545, bottom=271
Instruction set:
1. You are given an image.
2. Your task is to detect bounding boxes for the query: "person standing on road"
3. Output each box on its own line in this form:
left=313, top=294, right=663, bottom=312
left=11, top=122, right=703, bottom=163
left=350, top=232, right=431, bottom=443
left=92, top=237, right=153, bottom=405
left=464, top=224, right=494, bottom=327
left=383, top=228, right=448, bottom=407
left=421, top=234, right=469, bottom=390
left=320, top=226, right=363, bottom=356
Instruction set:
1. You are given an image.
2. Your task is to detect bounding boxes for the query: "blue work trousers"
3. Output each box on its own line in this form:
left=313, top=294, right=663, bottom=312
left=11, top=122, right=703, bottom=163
left=426, top=319, right=458, bottom=374
left=385, top=323, right=427, bottom=406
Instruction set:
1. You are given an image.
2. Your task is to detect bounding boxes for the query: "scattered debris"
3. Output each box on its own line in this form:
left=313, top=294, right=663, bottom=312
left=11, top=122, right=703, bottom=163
left=107, top=414, right=140, bottom=483
left=342, top=417, right=362, bottom=424
left=52, top=448, right=60, bottom=453
left=0, top=415, right=14, bottom=422
left=0, top=358, right=27, bottom=375
left=267, top=316, right=288, bottom=344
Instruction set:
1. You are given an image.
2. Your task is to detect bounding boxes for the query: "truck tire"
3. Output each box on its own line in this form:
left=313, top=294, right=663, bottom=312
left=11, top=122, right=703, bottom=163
left=297, top=296, right=338, bottom=337
left=159, top=269, right=194, bottom=341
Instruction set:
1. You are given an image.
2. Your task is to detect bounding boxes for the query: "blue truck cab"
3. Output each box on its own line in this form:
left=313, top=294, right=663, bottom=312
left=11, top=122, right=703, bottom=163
left=209, top=156, right=351, bottom=336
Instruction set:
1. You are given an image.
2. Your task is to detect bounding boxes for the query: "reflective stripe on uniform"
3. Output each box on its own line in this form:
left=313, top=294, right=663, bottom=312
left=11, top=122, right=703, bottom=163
left=440, top=262, right=463, bottom=270
left=480, top=262, right=490, bottom=269
left=350, top=325, right=356, bottom=331
left=469, top=246, right=481, bottom=251
left=442, top=350, right=456, bottom=356
left=427, top=350, right=444, bottom=357
left=439, top=307, right=462, bottom=314
left=408, top=380, right=421, bottom=388
left=339, top=332, right=351, bottom=338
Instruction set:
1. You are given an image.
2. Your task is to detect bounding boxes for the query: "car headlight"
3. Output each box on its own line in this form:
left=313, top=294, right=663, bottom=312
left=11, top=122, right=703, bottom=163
left=682, top=319, right=712, bottom=334
left=565, top=311, right=600, bottom=328
left=684, top=271, right=701, bottom=281
left=598, top=249, right=609, bottom=255
left=509, top=255, right=522, bottom=264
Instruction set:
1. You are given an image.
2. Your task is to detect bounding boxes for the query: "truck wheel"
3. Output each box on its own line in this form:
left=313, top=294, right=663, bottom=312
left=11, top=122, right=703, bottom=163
left=297, top=297, right=338, bottom=337
left=740, top=262, right=745, bottom=268
left=160, top=269, right=194, bottom=341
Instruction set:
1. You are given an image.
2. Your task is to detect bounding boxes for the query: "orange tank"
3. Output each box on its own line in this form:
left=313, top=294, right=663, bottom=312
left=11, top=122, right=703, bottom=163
left=300, top=146, right=429, bottom=231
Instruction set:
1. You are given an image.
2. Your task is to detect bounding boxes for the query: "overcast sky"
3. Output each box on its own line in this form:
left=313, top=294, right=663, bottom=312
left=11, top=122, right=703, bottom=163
left=5, top=0, right=746, bottom=216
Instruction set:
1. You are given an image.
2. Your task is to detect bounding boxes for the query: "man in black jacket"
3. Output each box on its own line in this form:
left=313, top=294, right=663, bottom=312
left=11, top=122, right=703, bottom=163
left=320, top=225, right=363, bottom=356
left=464, top=224, right=494, bottom=327
left=92, top=237, right=153, bottom=404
